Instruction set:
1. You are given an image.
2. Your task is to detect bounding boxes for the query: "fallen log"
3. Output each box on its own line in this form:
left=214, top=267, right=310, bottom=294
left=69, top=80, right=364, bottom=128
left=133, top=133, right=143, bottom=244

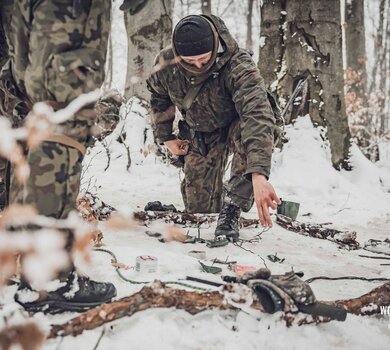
left=49, top=281, right=390, bottom=338
left=275, top=214, right=360, bottom=250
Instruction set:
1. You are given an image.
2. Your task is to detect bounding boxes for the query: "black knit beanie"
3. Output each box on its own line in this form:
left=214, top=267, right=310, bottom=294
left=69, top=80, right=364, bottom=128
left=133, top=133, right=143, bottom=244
left=173, top=15, right=215, bottom=56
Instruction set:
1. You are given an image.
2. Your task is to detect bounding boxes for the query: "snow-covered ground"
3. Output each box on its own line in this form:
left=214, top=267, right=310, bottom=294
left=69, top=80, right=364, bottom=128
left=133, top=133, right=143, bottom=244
left=3, top=101, right=388, bottom=350
left=1, top=3, right=389, bottom=350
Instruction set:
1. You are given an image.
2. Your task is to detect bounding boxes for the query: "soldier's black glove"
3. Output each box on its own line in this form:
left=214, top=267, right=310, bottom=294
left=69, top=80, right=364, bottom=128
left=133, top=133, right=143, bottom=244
left=120, top=0, right=148, bottom=14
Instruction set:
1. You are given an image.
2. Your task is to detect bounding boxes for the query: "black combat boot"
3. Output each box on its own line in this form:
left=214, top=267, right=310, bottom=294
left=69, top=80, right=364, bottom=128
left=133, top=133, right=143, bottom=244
left=214, top=202, right=241, bottom=242
left=15, top=272, right=116, bottom=314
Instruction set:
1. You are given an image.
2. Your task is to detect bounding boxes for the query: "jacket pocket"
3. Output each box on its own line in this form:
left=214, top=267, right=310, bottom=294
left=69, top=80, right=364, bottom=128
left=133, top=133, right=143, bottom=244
left=46, top=47, right=105, bottom=103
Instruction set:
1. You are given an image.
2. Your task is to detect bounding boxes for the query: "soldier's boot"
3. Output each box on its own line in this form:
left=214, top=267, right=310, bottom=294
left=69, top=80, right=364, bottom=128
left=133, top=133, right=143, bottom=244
left=214, top=202, right=241, bottom=242
left=15, top=272, right=116, bottom=314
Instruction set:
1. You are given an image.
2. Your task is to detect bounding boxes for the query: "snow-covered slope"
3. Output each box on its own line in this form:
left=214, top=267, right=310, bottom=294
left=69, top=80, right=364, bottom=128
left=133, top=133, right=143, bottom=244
left=1, top=100, right=389, bottom=349
left=32, top=102, right=389, bottom=349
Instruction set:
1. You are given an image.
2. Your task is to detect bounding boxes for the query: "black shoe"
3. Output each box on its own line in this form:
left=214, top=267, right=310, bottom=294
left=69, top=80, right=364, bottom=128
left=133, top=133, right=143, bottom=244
left=15, top=272, right=116, bottom=314
left=214, top=203, right=241, bottom=242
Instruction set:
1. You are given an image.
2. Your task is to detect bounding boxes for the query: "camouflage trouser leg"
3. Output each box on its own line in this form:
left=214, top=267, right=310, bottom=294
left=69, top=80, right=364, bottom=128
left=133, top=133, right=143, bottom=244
left=23, top=142, right=83, bottom=219
left=8, top=142, right=83, bottom=279
left=182, top=119, right=254, bottom=213
left=0, top=157, right=10, bottom=210
left=224, top=119, right=255, bottom=212
left=181, top=134, right=229, bottom=213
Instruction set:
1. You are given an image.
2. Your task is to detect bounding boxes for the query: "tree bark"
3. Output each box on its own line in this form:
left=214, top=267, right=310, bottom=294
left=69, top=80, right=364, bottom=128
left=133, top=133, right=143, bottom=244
left=259, top=0, right=352, bottom=170
left=124, top=0, right=173, bottom=102
left=201, top=0, right=211, bottom=15
left=246, top=0, right=255, bottom=49
left=344, top=0, right=372, bottom=160
left=345, top=0, right=367, bottom=78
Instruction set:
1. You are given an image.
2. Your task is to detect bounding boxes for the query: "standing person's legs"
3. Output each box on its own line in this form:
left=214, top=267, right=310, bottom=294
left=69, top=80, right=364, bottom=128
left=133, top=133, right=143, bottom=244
left=13, top=0, right=116, bottom=313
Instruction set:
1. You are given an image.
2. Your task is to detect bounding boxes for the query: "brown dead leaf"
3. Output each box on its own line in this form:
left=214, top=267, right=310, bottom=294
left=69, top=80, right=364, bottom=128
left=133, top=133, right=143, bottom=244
left=165, top=225, right=187, bottom=242
left=103, top=213, right=137, bottom=230
left=72, top=227, right=96, bottom=264
left=25, top=112, right=52, bottom=150
left=111, top=259, right=130, bottom=270
left=0, top=322, right=46, bottom=350
left=0, top=205, right=38, bottom=229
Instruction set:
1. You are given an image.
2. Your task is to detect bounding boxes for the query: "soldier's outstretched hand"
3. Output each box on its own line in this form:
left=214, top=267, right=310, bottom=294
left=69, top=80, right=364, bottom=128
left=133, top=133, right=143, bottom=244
left=164, top=139, right=190, bottom=156
left=252, top=173, right=281, bottom=227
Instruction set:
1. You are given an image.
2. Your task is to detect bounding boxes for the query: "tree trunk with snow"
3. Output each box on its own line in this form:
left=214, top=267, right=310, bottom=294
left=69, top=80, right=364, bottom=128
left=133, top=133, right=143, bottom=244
left=246, top=0, right=255, bottom=50
left=259, top=0, right=352, bottom=170
left=201, top=0, right=211, bottom=15
left=124, top=0, right=173, bottom=102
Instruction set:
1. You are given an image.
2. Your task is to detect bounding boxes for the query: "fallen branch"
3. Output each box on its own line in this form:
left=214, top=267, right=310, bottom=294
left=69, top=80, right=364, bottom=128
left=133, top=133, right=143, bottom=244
left=334, top=281, right=390, bottom=316
left=275, top=215, right=359, bottom=250
left=133, top=210, right=260, bottom=228
left=49, top=281, right=260, bottom=338
left=49, top=281, right=390, bottom=338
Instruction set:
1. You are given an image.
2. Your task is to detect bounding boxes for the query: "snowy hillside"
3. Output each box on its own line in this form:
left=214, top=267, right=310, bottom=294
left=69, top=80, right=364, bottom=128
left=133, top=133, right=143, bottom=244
left=4, top=100, right=388, bottom=350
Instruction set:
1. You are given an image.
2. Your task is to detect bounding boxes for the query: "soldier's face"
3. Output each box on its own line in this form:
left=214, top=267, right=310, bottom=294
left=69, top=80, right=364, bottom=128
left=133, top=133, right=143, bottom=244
left=180, top=51, right=213, bottom=69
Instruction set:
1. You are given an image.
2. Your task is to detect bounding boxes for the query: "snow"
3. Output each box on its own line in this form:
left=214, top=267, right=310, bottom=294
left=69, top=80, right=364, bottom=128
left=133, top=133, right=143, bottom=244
left=2, top=103, right=386, bottom=349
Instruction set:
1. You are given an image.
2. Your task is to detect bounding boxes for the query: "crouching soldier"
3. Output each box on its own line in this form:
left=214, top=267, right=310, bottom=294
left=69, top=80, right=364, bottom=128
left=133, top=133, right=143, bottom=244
left=0, top=0, right=119, bottom=313
left=147, top=15, right=281, bottom=241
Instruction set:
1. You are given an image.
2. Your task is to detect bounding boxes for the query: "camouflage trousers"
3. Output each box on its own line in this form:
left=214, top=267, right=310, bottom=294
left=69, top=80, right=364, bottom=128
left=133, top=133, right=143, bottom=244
left=181, top=119, right=254, bottom=213
left=11, top=143, right=83, bottom=219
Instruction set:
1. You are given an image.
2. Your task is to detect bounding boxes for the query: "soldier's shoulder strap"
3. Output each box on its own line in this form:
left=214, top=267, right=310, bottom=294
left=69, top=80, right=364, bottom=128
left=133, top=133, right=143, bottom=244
left=182, top=81, right=206, bottom=111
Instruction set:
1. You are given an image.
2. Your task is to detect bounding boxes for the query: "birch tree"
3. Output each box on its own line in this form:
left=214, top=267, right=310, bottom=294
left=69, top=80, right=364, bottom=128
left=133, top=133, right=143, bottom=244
left=259, top=0, right=352, bottom=170
left=246, top=0, right=255, bottom=50
left=123, top=0, right=173, bottom=102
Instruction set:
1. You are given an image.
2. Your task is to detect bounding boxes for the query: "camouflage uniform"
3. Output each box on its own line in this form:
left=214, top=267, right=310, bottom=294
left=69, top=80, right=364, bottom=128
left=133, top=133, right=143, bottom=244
left=0, top=0, right=111, bottom=218
left=0, top=0, right=113, bottom=281
left=147, top=15, right=275, bottom=213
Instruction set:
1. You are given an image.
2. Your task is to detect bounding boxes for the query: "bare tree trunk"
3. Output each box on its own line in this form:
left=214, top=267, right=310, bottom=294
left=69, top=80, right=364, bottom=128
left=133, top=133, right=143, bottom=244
left=367, top=0, right=388, bottom=161
left=201, top=0, right=211, bottom=15
left=103, top=6, right=114, bottom=90
left=345, top=0, right=367, bottom=78
left=379, top=1, right=390, bottom=136
left=344, top=0, right=372, bottom=159
left=124, top=0, right=173, bottom=102
left=246, top=0, right=255, bottom=49
left=259, top=0, right=352, bottom=170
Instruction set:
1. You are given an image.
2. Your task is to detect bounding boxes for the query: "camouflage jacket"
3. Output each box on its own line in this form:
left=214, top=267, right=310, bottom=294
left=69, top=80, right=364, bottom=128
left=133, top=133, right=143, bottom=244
left=147, top=15, right=275, bottom=178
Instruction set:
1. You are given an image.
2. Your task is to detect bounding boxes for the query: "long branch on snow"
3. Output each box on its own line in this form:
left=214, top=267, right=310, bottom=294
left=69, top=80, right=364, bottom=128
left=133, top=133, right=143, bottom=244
left=48, top=281, right=390, bottom=338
